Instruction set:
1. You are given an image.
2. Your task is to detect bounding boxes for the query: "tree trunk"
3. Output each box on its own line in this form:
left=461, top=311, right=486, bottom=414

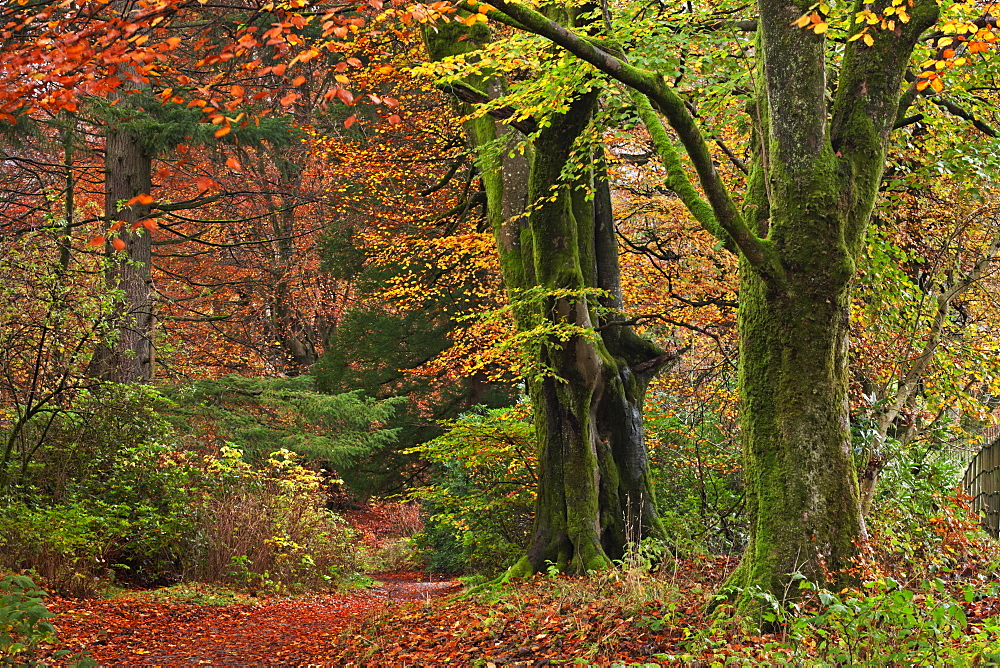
left=728, top=255, right=861, bottom=599
left=90, top=124, right=154, bottom=383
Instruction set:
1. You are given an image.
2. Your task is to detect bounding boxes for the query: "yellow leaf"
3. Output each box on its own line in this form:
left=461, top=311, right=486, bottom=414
left=792, top=14, right=811, bottom=27
left=848, top=32, right=863, bottom=41
left=931, top=77, right=944, bottom=92
left=863, top=33, right=874, bottom=46
left=916, top=79, right=930, bottom=91
left=813, top=21, right=829, bottom=33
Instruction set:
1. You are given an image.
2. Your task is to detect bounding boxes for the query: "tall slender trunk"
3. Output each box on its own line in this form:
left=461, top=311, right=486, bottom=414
left=90, top=125, right=154, bottom=383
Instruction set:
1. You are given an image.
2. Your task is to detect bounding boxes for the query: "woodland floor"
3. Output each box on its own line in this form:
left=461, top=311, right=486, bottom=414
left=36, top=504, right=1000, bottom=665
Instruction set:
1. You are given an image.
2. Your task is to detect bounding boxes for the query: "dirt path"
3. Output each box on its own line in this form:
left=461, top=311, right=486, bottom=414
left=45, top=573, right=459, bottom=665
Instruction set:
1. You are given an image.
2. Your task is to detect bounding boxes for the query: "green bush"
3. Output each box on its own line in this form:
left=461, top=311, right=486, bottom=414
left=0, top=574, right=94, bottom=666
left=408, top=403, right=536, bottom=576
left=0, top=382, right=367, bottom=594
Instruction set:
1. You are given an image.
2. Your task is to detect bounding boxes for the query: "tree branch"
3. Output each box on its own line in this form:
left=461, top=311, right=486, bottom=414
left=485, top=0, right=778, bottom=281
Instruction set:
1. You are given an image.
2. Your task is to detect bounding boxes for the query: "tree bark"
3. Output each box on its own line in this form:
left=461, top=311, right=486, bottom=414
left=90, top=124, right=154, bottom=383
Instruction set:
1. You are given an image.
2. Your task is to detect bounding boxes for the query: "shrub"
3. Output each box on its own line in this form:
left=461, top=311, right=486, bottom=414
left=189, top=447, right=364, bottom=591
left=0, top=383, right=367, bottom=594
left=0, top=574, right=94, bottom=666
left=408, top=403, right=536, bottom=575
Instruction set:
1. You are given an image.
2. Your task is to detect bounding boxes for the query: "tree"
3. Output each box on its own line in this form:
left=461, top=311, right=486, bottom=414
left=424, top=20, right=685, bottom=574
left=416, top=0, right=996, bottom=609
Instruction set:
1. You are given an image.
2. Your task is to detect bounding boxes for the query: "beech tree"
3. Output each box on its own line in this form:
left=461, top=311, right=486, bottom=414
left=415, top=0, right=997, bottom=610
left=425, top=21, right=684, bottom=574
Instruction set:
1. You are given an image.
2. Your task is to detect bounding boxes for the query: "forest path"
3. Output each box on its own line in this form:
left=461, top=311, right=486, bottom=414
left=45, top=572, right=459, bottom=665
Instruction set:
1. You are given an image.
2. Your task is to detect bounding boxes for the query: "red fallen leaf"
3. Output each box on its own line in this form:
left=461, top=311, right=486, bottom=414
left=88, top=235, right=105, bottom=246
left=196, top=176, right=215, bottom=192
left=226, top=157, right=240, bottom=171
left=214, top=125, right=231, bottom=138
left=344, top=114, right=356, bottom=129
left=112, top=238, right=126, bottom=251
left=142, top=219, right=159, bottom=230
left=388, top=114, right=401, bottom=125
left=291, top=75, right=306, bottom=87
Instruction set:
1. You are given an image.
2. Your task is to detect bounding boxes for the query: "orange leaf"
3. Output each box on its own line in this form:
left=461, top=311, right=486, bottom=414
left=231, top=84, right=245, bottom=98
left=226, top=157, right=241, bottom=170
left=344, top=114, right=356, bottom=129
left=112, top=238, right=126, bottom=251
left=272, top=63, right=287, bottom=76
left=88, top=235, right=105, bottom=247
left=142, top=219, right=159, bottom=230
left=196, top=176, right=215, bottom=192
left=280, top=92, right=298, bottom=106
left=292, top=75, right=306, bottom=86
left=388, top=114, right=401, bottom=125
left=215, top=125, right=232, bottom=138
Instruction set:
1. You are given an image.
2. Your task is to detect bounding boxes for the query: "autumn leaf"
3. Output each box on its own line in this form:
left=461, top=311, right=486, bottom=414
left=215, top=125, right=232, bottom=138
left=112, top=238, right=127, bottom=251
left=226, top=157, right=241, bottom=170
left=344, top=114, right=357, bottom=129
left=88, top=235, right=106, bottom=246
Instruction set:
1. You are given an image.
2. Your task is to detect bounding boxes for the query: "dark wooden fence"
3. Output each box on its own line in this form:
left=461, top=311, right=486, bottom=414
left=963, top=432, right=1000, bottom=538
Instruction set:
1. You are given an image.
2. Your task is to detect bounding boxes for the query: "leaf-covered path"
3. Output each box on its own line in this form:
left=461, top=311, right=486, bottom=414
left=45, top=573, right=459, bottom=665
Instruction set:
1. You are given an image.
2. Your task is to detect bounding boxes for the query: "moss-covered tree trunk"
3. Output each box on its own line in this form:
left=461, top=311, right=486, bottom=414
left=425, top=23, right=673, bottom=573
